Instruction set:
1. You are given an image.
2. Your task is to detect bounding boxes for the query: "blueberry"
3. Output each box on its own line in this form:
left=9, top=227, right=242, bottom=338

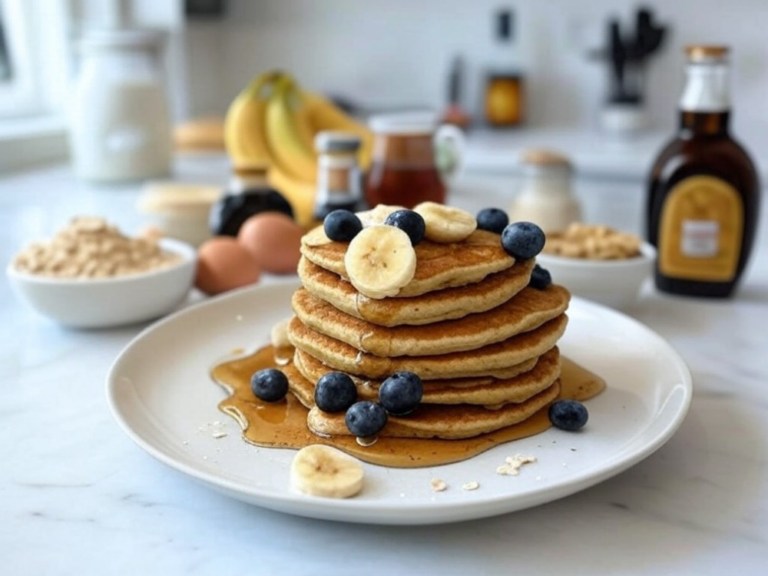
left=385, top=210, right=426, bottom=246
left=324, top=209, right=363, bottom=242
left=378, top=371, right=423, bottom=416
left=250, top=368, right=289, bottom=402
left=314, top=372, right=357, bottom=413
left=548, top=399, right=589, bottom=431
left=529, top=264, right=552, bottom=290
left=345, top=401, right=388, bottom=437
left=501, top=222, right=546, bottom=260
left=476, top=208, right=509, bottom=234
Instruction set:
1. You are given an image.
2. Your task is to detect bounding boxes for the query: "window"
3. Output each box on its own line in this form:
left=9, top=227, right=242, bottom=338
left=0, top=0, right=72, bottom=119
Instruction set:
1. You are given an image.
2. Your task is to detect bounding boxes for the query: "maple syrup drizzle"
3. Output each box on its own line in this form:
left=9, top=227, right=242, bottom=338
left=211, top=345, right=605, bottom=468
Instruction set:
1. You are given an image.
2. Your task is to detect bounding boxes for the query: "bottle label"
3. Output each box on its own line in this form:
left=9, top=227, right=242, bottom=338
left=659, top=175, right=743, bottom=282
left=681, top=220, right=719, bottom=256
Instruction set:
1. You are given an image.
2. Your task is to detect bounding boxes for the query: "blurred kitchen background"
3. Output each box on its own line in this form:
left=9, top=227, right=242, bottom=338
left=1, top=0, right=767, bottom=170
left=182, top=0, right=766, bottom=136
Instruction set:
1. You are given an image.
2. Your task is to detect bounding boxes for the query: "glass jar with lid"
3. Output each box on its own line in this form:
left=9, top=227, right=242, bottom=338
left=313, top=131, right=365, bottom=220
left=365, top=112, right=464, bottom=208
left=70, top=29, right=172, bottom=182
left=508, top=149, right=582, bottom=233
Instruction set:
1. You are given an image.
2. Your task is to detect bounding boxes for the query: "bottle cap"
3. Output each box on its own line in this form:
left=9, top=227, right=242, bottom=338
left=685, top=45, right=729, bottom=63
left=369, top=112, right=439, bottom=135
left=314, top=131, right=362, bottom=153
left=521, top=149, right=571, bottom=168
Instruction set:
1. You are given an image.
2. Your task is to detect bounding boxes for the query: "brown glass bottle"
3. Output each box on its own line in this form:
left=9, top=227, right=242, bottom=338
left=646, top=46, right=760, bottom=298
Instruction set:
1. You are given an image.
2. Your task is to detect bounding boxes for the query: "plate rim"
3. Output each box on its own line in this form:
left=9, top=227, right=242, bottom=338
left=106, top=282, right=693, bottom=524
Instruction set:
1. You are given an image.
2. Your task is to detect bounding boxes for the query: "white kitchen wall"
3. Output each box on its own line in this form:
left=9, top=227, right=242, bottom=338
left=184, top=0, right=768, bottom=148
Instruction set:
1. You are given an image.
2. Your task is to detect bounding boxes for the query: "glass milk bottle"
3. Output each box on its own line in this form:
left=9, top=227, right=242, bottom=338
left=70, top=29, right=172, bottom=182
left=509, top=150, right=581, bottom=233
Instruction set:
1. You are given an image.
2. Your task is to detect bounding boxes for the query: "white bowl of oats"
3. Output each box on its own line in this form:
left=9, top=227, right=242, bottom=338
left=536, top=223, right=656, bottom=310
left=7, top=217, right=197, bottom=328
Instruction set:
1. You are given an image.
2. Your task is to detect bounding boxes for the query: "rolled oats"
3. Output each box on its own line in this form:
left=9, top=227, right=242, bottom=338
left=12, top=217, right=180, bottom=278
left=543, top=223, right=641, bottom=260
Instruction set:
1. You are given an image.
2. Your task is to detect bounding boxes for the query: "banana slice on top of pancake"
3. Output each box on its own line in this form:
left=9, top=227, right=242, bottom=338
left=344, top=225, right=417, bottom=299
left=415, top=202, right=477, bottom=243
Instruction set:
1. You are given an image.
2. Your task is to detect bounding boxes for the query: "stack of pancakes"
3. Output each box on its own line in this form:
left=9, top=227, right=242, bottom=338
left=284, top=226, right=571, bottom=440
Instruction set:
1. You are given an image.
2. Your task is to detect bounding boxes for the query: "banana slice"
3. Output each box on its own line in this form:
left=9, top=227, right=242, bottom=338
left=344, top=225, right=417, bottom=299
left=301, top=225, right=332, bottom=247
left=414, top=201, right=477, bottom=243
left=356, top=204, right=406, bottom=227
left=270, top=317, right=292, bottom=349
left=290, top=444, right=365, bottom=498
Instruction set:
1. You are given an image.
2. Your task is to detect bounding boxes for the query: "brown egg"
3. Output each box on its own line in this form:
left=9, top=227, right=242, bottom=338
left=195, top=236, right=261, bottom=295
left=237, top=212, right=303, bottom=274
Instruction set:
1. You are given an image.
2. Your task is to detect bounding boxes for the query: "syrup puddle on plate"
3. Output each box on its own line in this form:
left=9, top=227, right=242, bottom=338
left=211, top=345, right=604, bottom=468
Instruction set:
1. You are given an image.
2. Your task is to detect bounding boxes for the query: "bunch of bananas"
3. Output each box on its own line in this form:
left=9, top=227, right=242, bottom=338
left=225, top=71, right=373, bottom=228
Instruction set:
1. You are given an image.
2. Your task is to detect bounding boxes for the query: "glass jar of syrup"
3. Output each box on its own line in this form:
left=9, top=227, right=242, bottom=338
left=646, top=46, right=760, bottom=298
left=365, top=113, right=464, bottom=208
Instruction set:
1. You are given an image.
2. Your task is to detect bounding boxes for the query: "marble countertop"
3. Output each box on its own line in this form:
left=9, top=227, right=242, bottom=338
left=2, top=155, right=767, bottom=575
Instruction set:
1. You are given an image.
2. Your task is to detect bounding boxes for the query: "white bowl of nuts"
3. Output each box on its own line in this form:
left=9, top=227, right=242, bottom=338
left=7, top=217, right=197, bottom=328
left=536, top=224, right=656, bottom=310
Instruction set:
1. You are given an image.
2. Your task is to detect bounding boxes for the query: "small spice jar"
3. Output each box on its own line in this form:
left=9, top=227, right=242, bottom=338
left=508, top=149, right=582, bottom=233
left=313, top=131, right=365, bottom=220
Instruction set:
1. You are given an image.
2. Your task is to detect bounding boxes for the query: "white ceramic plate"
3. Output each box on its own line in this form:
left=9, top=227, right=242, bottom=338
left=107, top=282, right=692, bottom=525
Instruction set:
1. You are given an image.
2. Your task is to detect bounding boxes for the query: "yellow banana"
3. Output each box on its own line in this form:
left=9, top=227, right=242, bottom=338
left=227, top=71, right=376, bottom=230
left=224, top=71, right=283, bottom=168
left=265, top=77, right=318, bottom=183
left=301, top=92, right=374, bottom=170
left=268, top=165, right=317, bottom=230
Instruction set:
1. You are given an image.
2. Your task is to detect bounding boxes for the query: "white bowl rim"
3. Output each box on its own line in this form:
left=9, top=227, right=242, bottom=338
left=6, top=237, right=197, bottom=285
left=536, top=241, right=657, bottom=268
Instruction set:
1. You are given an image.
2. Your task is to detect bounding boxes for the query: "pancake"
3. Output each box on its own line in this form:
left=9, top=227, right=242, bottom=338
left=300, top=227, right=515, bottom=297
left=287, top=313, right=568, bottom=379
left=297, top=257, right=535, bottom=327
left=291, top=346, right=561, bottom=406
left=305, top=379, right=562, bottom=440
left=294, top=348, right=539, bottom=382
left=292, top=284, right=569, bottom=357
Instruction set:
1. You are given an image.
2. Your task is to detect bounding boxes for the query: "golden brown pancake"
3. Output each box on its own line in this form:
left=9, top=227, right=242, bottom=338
left=292, top=284, right=570, bottom=357
left=291, top=346, right=561, bottom=406
left=297, top=257, right=535, bottom=327
left=293, top=348, right=539, bottom=383
left=300, top=227, right=515, bottom=297
left=304, top=377, right=562, bottom=440
left=287, top=314, right=568, bottom=379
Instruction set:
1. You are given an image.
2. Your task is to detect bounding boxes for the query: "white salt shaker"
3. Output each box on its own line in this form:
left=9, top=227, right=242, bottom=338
left=508, top=149, right=582, bottom=233
left=70, top=29, right=172, bottom=182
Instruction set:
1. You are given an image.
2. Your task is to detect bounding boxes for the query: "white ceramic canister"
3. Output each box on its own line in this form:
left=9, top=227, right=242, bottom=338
left=508, top=149, right=582, bottom=233
left=70, top=29, right=172, bottom=182
left=137, top=182, right=221, bottom=247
